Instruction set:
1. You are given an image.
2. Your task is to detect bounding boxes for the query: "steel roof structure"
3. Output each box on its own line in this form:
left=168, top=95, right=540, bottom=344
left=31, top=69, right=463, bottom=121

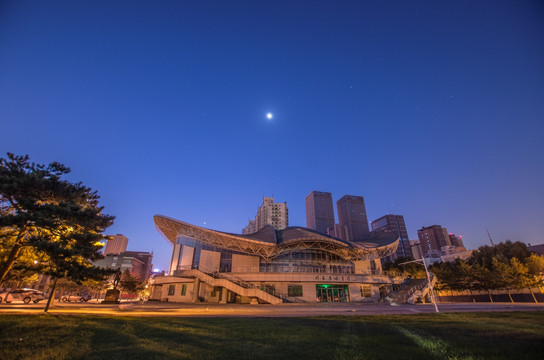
left=154, top=215, right=399, bottom=261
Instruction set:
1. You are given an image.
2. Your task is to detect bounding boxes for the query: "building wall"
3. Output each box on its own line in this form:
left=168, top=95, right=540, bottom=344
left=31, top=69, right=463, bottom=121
left=169, top=243, right=182, bottom=275
left=305, top=191, right=335, bottom=234
left=353, top=260, right=382, bottom=274
left=371, top=214, right=413, bottom=260
left=160, top=281, right=194, bottom=302
left=179, top=245, right=195, bottom=269
left=199, top=249, right=221, bottom=273
left=337, top=195, right=369, bottom=241
left=104, top=234, right=129, bottom=255
left=417, top=225, right=451, bottom=256
left=243, top=197, right=289, bottom=233
left=231, top=254, right=260, bottom=273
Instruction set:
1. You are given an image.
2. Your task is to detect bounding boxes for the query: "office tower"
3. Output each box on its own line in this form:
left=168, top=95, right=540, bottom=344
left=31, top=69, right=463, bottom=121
left=371, top=214, right=413, bottom=259
left=243, top=197, right=288, bottom=233
left=104, top=234, right=129, bottom=255
left=305, top=191, right=335, bottom=234
left=336, top=195, right=369, bottom=241
left=417, top=225, right=451, bottom=256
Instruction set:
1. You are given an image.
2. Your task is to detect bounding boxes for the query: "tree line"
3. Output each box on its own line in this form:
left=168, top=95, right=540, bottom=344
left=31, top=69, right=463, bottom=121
left=385, top=241, right=544, bottom=302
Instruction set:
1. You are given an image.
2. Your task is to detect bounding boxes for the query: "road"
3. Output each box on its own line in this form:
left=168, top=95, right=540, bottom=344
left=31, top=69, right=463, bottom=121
left=1, top=301, right=543, bottom=317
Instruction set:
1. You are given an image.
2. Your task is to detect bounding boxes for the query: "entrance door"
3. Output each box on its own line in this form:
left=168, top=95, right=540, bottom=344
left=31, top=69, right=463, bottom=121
left=315, top=285, right=350, bottom=302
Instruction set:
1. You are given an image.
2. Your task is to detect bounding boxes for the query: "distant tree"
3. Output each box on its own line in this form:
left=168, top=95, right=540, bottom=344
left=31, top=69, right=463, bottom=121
left=431, top=260, right=474, bottom=294
left=471, top=263, right=500, bottom=302
left=468, top=241, right=531, bottom=269
left=383, top=257, right=426, bottom=279
left=119, top=270, right=144, bottom=300
left=492, top=258, right=517, bottom=302
left=525, top=254, right=544, bottom=302
left=0, top=153, right=115, bottom=311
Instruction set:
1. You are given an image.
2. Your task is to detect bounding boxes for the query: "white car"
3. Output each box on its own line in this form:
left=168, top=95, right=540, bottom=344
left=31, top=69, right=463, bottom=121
left=0, top=288, right=47, bottom=304
left=61, top=294, right=92, bottom=302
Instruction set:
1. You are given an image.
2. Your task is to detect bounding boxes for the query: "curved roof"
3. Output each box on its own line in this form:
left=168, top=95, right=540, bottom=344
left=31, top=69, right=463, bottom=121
left=154, top=215, right=398, bottom=261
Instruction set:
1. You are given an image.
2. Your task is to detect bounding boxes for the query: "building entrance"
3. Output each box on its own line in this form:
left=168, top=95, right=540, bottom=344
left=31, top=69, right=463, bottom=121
left=316, top=284, right=350, bottom=302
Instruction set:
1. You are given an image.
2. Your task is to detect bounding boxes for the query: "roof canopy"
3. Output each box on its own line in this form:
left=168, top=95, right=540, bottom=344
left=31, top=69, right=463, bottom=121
left=154, top=215, right=398, bottom=261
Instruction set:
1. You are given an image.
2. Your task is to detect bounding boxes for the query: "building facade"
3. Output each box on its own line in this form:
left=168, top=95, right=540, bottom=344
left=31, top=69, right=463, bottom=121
left=104, top=234, right=129, bottom=255
left=305, top=191, right=335, bottom=234
left=337, top=195, right=369, bottom=241
left=151, top=215, right=402, bottom=304
left=417, top=225, right=451, bottom=256
left=448, top=233, right=465, bottom=248
left=371, top=214, right=413, bottom=260
left=95, top=251, right=153, bottom=281
left=243, top=197, right=288, bottom=234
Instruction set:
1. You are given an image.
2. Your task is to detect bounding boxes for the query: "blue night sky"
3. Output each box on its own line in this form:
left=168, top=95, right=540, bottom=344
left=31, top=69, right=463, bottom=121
left=1, top=1, right=543, bottom=271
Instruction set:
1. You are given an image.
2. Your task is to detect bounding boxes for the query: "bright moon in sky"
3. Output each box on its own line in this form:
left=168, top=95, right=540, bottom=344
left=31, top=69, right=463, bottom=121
left=266, top=112, right=273, bottom=120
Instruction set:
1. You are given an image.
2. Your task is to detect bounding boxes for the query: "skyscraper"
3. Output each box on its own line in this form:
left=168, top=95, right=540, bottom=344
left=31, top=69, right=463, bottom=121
left=104, top=234, right=129, bottom=255
left=305, top=191, right=335, bottom=234
left=336, top=195, right=369, bottom=241
left=242, top=197, right=288, bottom=233
left=417, top=225, right=451, bottom=256
left=371, top=214, right=413, bottom=259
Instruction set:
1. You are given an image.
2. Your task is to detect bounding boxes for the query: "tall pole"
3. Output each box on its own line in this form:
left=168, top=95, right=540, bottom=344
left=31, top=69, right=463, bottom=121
left=417, top=243, right=439, bottom=313
left=486, top=228, right=495, bottom=246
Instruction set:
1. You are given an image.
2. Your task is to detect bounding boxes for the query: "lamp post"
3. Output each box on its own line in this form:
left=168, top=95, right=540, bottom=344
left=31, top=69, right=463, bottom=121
left=399, top=242, right=439, bottom=313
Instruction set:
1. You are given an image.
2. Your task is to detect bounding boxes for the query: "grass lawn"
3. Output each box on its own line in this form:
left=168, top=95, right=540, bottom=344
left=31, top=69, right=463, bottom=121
left=0, top=312, right=543, bottom=360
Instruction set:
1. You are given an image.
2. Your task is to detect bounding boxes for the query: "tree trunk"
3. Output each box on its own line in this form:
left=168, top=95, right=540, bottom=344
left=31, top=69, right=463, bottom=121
left=506, top=288, right=514, bottom=303
left=44, top=278, right=58, bottom=313
left=528, top=288, right=538, bottom=303
left=0, top=231, right=26, bottom=284
left=487, top=290, right=493, bottom=303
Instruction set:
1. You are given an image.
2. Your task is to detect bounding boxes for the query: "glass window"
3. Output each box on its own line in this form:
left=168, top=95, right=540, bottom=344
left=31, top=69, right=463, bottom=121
left=288, top=284, right=303, bottom=297
left=168, top=285, right=175, bottom=296
left=181, top=284, right=187, bottom=296
left=361, top=285, right=371, bottom=298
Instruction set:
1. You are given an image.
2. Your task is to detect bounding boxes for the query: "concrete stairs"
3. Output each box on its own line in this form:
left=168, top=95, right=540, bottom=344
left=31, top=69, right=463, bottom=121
left=176, top=269, right=283, bottom=305
left=386, top=276, right=437, bottom=304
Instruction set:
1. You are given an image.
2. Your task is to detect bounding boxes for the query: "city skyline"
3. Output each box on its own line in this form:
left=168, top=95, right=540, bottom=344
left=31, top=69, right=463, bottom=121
left=1, top=1, right=543, bottom=271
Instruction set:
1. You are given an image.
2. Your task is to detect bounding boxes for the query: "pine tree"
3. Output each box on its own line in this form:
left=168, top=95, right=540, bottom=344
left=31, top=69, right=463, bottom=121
left=0, top=153, right=115, bottom=308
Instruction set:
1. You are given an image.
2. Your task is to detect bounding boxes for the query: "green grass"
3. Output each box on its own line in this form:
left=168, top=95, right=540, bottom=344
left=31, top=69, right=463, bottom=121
left=0, top=312, right=543, bottom=359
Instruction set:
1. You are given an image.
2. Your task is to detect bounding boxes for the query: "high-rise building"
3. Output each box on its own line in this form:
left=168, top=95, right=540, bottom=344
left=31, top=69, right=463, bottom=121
left=448, top=233, right=465, bottom=248
left=371, top=214, right=413, bottom=259
left=242, top=219, right=257, bottom=235
left=327, top=223, right=348, bottom=240
left=305, top=191, right=335, bottom=234
left=336, top=195, right=369, bottom=241
left=417, top=225, right=451, bottom=256
left=242, top=197, right=288, bottom=233
left=104, top=234, right=128, bottom=255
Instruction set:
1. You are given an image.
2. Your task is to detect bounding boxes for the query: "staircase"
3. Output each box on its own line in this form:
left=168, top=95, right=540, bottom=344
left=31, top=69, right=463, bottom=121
left=213, top=271, right=304, bottom=303
left=386, top=276, right=437, bottom=304
left=176, top=269, right=283, bottom=305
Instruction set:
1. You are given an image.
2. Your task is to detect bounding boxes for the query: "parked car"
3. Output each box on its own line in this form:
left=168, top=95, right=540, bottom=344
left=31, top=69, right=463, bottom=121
left=0, top=288, right=47, bottom=304
left=61, top=294, right=92, bottom=302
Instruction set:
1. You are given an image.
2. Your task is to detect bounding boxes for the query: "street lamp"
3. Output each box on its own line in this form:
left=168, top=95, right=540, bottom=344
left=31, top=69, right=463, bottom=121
left=399, top=242, right=439, bottom=313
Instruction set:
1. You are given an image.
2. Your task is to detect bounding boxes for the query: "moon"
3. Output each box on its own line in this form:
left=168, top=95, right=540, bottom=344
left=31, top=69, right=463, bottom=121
left=266, top=112, right=273, bottom=120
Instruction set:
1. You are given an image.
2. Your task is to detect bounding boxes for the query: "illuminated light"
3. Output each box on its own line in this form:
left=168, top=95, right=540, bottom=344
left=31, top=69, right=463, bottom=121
left=266, top=112, right=273, bottom=120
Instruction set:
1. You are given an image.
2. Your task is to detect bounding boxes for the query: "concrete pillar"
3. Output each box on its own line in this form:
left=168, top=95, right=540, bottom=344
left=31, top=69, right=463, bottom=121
left=193, top=278, right=200, bottom=302
left=220, top=287, right=228, bottom=304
